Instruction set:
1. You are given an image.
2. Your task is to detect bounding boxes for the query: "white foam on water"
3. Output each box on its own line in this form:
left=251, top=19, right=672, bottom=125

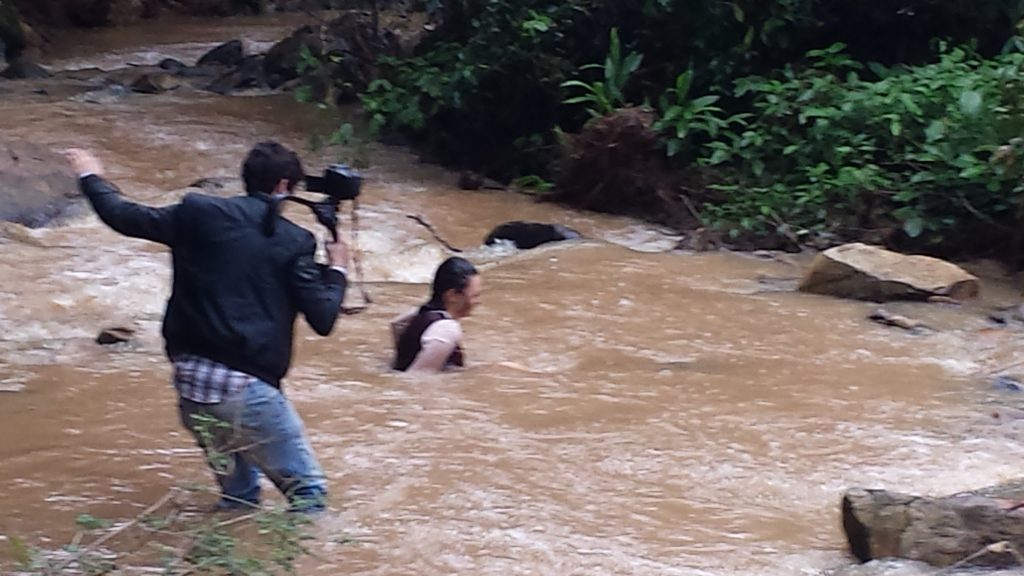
left=598, top=223, right=682, bottom=253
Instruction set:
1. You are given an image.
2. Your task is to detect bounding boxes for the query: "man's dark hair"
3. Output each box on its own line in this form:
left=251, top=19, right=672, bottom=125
left=426, top=257, right=478, bottom=310
left=241, top=141, right=304, bottom=195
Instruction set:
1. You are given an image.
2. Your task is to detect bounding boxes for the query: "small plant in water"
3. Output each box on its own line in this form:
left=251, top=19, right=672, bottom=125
left=7, top=415, right=347, bottom=575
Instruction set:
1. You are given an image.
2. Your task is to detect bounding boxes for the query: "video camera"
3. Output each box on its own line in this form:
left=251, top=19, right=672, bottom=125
left=304, top=164, right=362, bottom=202
left=277, top=164, right=362, bottom=242
left=267, top=163, right=372, bottom=311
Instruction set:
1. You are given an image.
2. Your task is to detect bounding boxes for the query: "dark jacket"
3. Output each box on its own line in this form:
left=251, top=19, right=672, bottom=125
left=80, top=175, right=346, bottom=387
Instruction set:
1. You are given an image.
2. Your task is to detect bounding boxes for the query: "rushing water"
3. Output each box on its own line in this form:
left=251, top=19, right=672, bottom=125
left=3, top=15, right=1024, bottom=576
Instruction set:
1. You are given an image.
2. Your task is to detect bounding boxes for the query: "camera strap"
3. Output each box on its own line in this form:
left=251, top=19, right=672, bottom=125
left=341, top=196, right=373, bottom=316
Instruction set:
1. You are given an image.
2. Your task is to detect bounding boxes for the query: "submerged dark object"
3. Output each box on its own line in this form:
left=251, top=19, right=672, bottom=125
left=993, top=375, right=1024, bottom=392
left=484, top=221, right=581, bottom=250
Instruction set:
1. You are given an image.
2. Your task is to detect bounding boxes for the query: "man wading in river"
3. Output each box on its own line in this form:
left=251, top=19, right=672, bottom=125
left=66, top=143, right=349, bottom=513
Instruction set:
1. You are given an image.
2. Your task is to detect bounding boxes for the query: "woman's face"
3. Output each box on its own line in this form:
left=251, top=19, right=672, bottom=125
left=447, top=275, right=483, bottom=319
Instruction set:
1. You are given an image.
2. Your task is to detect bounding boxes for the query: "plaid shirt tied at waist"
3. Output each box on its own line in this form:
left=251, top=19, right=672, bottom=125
left=172, top=354, right=256, bottom=404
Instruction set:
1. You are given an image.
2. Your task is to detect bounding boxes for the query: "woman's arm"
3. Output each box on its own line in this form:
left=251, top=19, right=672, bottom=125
left=406, top=319, right=462, bottom=372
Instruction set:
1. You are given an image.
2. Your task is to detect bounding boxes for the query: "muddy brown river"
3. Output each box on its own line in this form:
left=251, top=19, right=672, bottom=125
left=3, top=14, right=1024, bottom=576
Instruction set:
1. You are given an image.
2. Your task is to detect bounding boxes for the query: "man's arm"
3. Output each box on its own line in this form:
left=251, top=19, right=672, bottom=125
left=67, top=149, right=177, bottom=246
left=80, top=175, right=178, bottom=245
left=290, top=236, right=348, bottom=336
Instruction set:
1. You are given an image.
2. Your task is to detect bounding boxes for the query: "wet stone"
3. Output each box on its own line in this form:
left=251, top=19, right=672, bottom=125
left=96, top=327, right=136, bottom=345
left=993, top=375, right=1024, bottom=393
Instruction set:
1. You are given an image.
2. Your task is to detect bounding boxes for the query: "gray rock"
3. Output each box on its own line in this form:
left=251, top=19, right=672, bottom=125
left=993, top=375, right=1024, bottom=393
left=458, top=171, right=505, bottom=191
left=205, top=54, right=265, bottom=94
left=798, top=243, right=980, bottom=302
left=263, top=25, right=319, bottom=89
left=158, top=58, right=187, bottom=73
left=75, top=84, right=130, bottom=105
left=96, top=326, right=135, bottom=345
left=178, top=64, right=222, bottom=79
left=1, top=58, right=50, bottom=79
left=196, top=39, right=244, bottom=68
left=130, top=72, right=180, bottom=94
left=0, top=140, right=80, bottom=226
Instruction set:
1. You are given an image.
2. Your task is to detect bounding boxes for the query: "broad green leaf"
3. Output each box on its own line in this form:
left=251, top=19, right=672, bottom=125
left=623, top=53, right=644, bottom=75
left=753, top=159, right=765, bottom=177
left=898, top=93, right=922, bottom=116
left=959, top=164, right=986, bottom=179
left=903, top=217, right=925, bottom=238
left=708, top=148, right=731, bottom=164
left=924, top=120, right=946, bottom=142
left=743, top=26, right=754, bottom=49
left=909, top=171, right=934, bottom=184
left=691, top=95, right=720, bottom=108
left=563, top=96, right=597, bottom=105
left=609, top=28, right=622, bottom=64
left=560, top=80, right=594, bottom=89
left=731, top=3, right=744, bottom=22
left=959, top=90, right=983, bottom=115
left=867, top=61, right=890, bottom=78
left=675, top=70, right=694, bottom=99
left=661, top=106, right=682, bottom=122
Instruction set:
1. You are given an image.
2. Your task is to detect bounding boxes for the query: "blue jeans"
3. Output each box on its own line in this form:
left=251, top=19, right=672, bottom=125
left=178, top=380, right=327, bottom=512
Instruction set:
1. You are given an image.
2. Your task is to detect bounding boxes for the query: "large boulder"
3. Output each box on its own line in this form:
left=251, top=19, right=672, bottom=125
left=1, top=57, right=51, bottom=79
left=263, top=25, right=320, bottom=89
left=798, top=243, right=980, bottom=302
left=321, top=11, right=400, bottom=101
left=842, top=481, right=1024, bottom=567
left=196, top=39, right=244, bottom=68
left=264, top=15, right=400, bottom=99
left=205, top=54, right=264, bottom=94
left=0, top=140, right=80, bottom=226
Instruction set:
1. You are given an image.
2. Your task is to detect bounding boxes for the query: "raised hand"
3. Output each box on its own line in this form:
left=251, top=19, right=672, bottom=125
left=64, top=148, right=104, bottom=177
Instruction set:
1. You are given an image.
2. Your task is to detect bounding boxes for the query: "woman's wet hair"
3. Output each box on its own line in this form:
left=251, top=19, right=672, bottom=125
left=242, top=141, right=304, bottom=195
left=426, top=257, right=478, bottom=310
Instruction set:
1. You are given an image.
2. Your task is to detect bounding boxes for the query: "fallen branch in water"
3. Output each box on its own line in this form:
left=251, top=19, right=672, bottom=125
left=944, top=541, right=1024, bottom=572
left=987, top=356, right=1024, bottom=376
left=867, top=309, right=933, bottom=333
left=407, top=214, right=464, bottom=252
left=51, top=488, right=180, bottom=574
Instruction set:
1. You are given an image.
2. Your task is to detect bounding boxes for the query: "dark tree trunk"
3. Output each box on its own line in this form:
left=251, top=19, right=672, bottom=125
left=369, top=0, right=379, bottom=41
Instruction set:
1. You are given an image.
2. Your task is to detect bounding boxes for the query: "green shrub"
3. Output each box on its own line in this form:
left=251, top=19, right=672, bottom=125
left=701, top=44, right=1024, bottom=253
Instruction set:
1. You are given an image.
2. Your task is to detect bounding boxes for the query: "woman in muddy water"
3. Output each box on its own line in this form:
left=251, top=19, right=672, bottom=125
left=391, top=256, right=482, bottom=372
